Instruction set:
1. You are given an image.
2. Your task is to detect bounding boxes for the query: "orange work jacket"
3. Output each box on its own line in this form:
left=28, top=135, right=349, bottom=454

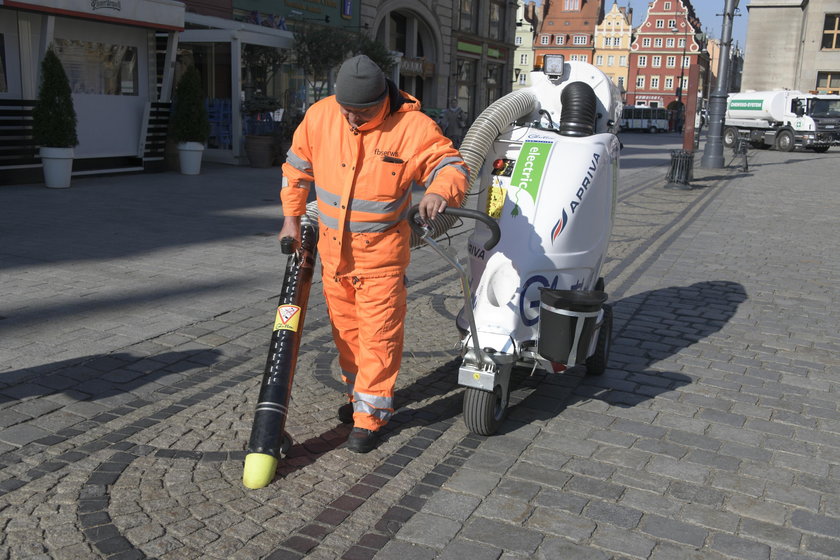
left=281, top=84, right=469, bottom=279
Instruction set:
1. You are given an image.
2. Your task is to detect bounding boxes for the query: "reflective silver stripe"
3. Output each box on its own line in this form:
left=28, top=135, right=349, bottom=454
left=283, top=179, right=311, bottom=191
left=425, top=157, right=468, bottom=188
left=286, top=151, right=311, bottom=172
left=315, top=184, right=410, bottom=215
left=353, top=393, right=394, bottom=421
left=317, top=205, right=408, bottom=232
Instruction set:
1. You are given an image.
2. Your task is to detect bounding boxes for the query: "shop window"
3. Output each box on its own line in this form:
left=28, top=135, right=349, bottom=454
left=54, top=39, right=138, bottom=95
left=0, top=35, right=7, bottom=93
left=822, top=14, right=840, bottom=50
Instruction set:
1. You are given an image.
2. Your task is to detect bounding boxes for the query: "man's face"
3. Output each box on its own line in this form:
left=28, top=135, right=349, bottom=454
left=339, top=101, right=383, bottom=128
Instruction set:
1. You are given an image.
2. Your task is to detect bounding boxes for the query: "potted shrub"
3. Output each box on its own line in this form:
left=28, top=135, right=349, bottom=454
left=172, top=66, right=210, bottom=175
left=32, top=48, right=78, bottom=189
left=242, top=93, right=281, bottom=168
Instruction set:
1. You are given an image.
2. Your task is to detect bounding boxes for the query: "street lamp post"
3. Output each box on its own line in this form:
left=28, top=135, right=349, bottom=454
left=701, top=0, right=739, bottom=168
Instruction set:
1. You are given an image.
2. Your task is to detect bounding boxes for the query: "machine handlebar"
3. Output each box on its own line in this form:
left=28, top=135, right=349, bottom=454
left=407, top=205, right=501, bottom=251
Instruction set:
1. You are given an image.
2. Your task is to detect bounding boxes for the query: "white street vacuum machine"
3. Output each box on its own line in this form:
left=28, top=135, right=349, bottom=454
left=410, top=55, right=622, bottom=435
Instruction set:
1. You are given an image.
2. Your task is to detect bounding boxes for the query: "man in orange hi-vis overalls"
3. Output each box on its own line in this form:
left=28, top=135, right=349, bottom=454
left=278, top=55, right=469, bottom=453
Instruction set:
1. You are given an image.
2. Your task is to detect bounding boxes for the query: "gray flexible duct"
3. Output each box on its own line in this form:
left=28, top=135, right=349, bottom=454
left=410, top=89, right=539, bottom=248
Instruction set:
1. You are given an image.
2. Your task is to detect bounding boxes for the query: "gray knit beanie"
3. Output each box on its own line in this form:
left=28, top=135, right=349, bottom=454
left=335, top=55, right=387, bottom=108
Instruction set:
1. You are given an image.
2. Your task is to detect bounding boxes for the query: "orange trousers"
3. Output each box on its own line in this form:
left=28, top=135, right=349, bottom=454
left=323, top=274, right=406, bottom=431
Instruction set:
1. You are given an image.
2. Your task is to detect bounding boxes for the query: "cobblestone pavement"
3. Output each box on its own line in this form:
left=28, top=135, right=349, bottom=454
left=1, top=137, right=839, bottom=560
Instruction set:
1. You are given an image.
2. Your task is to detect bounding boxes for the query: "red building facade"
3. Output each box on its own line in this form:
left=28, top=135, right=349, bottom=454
left=627, top=0, right=709, bottom=116
left=534, top=0, right=605, bottom=69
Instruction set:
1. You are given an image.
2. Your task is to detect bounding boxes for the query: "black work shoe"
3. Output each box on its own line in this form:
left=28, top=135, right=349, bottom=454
left=338, top=403, right=353, bottom=424
left=346, top=427, right=380, bottom=454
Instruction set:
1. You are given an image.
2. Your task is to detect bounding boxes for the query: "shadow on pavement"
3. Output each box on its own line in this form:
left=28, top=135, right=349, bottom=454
left=0, top=349, right=222, bottom=404
left=504, top=280, right=748, bottom=424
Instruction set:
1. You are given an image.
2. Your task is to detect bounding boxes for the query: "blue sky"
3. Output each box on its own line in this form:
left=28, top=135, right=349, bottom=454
left=530, top=1, right=749, bottom=49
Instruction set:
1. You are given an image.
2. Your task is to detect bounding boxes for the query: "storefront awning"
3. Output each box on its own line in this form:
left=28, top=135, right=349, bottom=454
left=181, top=12, right=294, bottom=48
left=1, top=0, right=185, bottom=31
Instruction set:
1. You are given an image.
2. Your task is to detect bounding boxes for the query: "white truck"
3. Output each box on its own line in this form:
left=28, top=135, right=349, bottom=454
left=723, top=90, right=840, bottom=153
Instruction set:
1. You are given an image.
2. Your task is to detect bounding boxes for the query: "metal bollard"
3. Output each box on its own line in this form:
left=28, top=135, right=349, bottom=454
left=664, top=149, right=694, bottom=190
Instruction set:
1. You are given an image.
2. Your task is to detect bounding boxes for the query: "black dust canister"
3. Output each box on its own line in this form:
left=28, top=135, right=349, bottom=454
left=538, top=288, right=607, bottom=365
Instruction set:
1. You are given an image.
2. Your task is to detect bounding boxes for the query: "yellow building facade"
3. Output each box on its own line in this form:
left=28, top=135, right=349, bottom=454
left=593, top=1, right=633, bottom=94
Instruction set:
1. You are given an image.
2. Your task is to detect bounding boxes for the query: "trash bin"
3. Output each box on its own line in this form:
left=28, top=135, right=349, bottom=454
left=538, top=288, right=608, bottom=366
left=665, top=149, right=693, bottom=189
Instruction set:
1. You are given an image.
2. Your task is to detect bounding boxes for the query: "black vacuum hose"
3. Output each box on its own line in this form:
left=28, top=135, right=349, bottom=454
left=559, top=82, right=598, bottom=137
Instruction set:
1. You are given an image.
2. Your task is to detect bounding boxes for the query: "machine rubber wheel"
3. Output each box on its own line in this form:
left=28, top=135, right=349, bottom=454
left=775, top=130, right=795, bottom=152
left=812, top=146, right=830, bottom=153
left=585, top=304, right=613, bottom=376
left=723, top=127, right=738, bottom=148
left=463, top=386, right=507, bottom=436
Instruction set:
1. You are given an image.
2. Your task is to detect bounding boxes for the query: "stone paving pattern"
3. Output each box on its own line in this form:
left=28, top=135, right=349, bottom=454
left=1, top=140, right=839, bottom=559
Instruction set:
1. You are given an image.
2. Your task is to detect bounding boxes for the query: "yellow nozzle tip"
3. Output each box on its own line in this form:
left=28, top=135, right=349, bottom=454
left=242, top=453, right=278, bottom=489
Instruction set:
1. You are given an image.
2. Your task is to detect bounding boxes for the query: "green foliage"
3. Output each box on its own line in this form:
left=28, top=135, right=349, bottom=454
left=242, top=45, right=289, bottom=93
left=172, top=66, right=210, bottom=143
left=32, top=48, right=78, bottom=148
left=353, top=34, right=396, bottom=74
left=293, top=25, right=395, bottom=102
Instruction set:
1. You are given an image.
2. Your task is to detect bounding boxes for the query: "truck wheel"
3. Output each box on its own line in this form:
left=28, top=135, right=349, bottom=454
left=463, top=386, right=507, bottom=436
left=775, top=130, right=795, bottom=152
left=585, top=305, right=613, bottom=376
left=723, top=127, right=738, bottom=148
left=812, top=146, right=830, bottom=153
left=648, top=125, right=657, bottom=134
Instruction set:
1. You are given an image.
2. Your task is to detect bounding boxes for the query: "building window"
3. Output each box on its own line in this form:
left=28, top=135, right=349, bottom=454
left=556, top=35, right=565, bottom=45
left=459, top=0, right=477, bottom=33
left=638, top=55, right=647, bottom=67
left=573, top=35, right=588, bottom=45
left=564, top=0, right=581, bottom=10
left=667, top=38, right=675, bottom=48
left=643, top=38, right=651, bottom=47
left=679, top=38, right=685, bottom=48
left=579, top=54, right=588, bottom=62
left=518, top=73, right=527, bottom=85
left=614, top=37, right=622, bottom=47
left=619, top=56, right=627, bottom=66
left=665, top=76, right=674, bottom=89
left=54, top=39, right=138, bottom=95
left=636, top=76, right=645, bottom=88
left=823, top=14, right=840, bottom=49
left=668, top=19, right=676, bottom=29
left=488, top=1, right=504, bottom=40
left=607, top=55, right=615, bottom=66
left=664, top=2, right=672, bottom=10
left=683, top=56, right=690, bottom=68
left=520, top=53, right=529, bottom=65
left=656, top=19, right=664, bottom=28
left=654, top=38, right=663, bottom=48
left=596, top=55, right=604, bottom=65
left=603, top=37, right=611, bottom=47
left=651, top=76, right=660, bottom=89
left=515, top=36, right=523, bottom=46
left=652, top=56, right=661, bottom=67
left=617, top=76, right=624, bottom=88
left=540, top=35, right=550, bottom=45
left=817, top=71, right=840, bottom=92
left=667, top=56, right=676, bottom=67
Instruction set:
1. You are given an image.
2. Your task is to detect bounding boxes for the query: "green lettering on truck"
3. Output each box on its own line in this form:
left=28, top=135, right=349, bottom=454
left=729, top=99, right=764, bottom=111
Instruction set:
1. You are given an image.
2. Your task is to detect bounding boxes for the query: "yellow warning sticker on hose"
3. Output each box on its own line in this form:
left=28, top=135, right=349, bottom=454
left=274, top=305, right=301, bottom=332
left=487, top=185, right=506, bottom=218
